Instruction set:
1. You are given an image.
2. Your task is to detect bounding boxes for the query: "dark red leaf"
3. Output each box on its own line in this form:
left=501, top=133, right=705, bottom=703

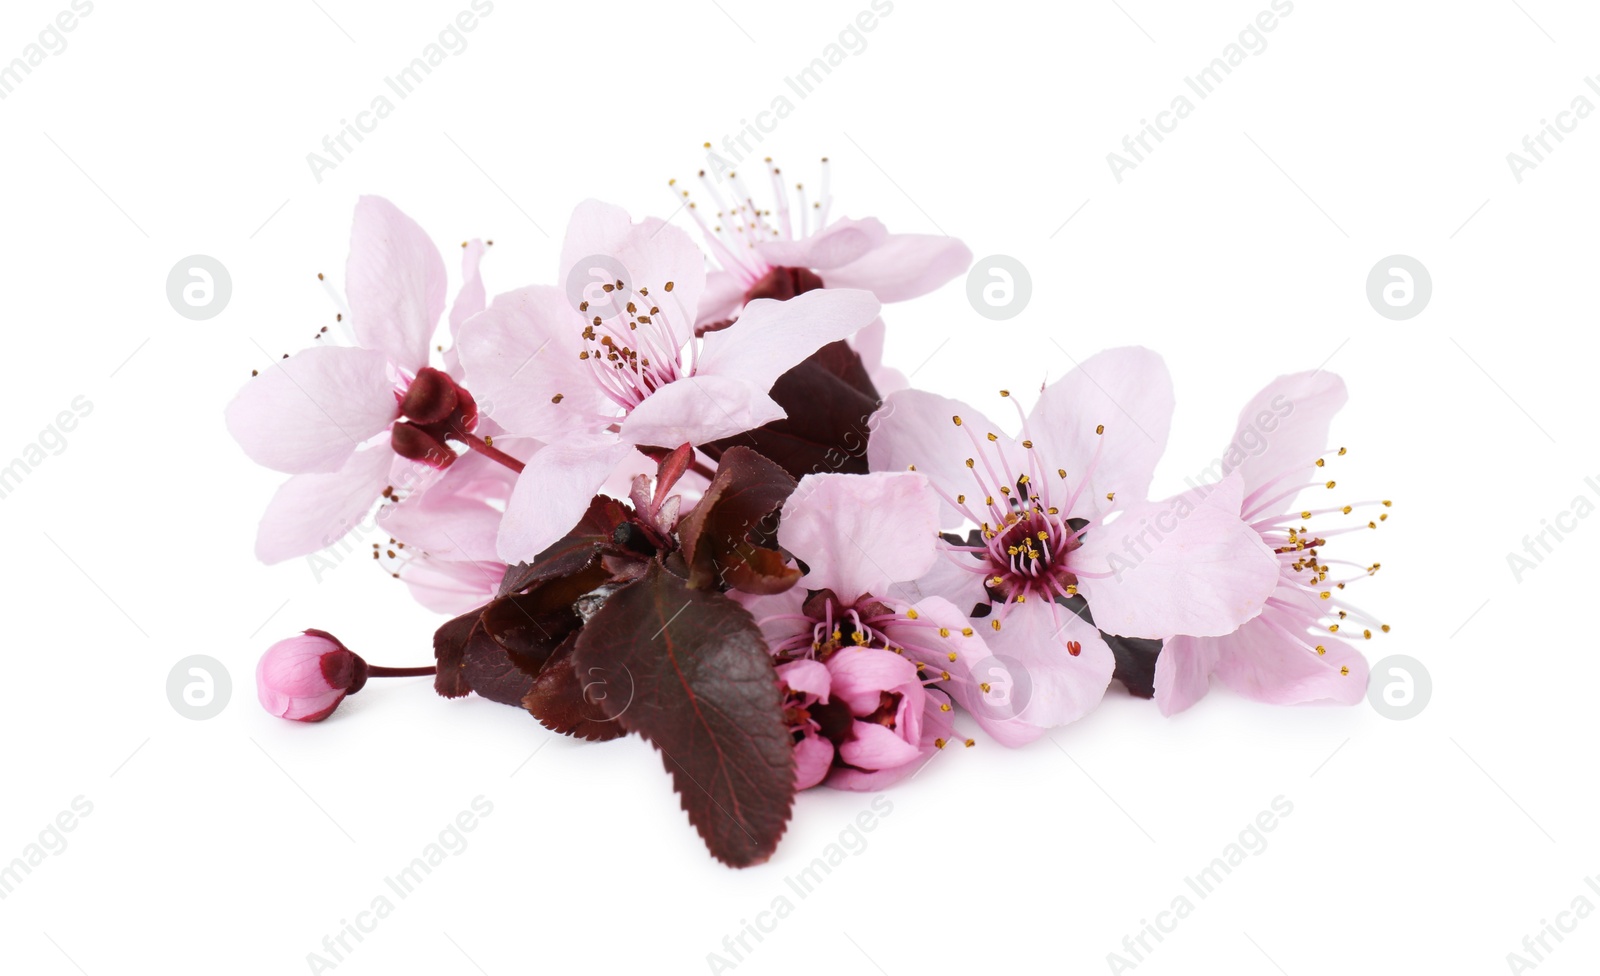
left=678, top=447, right=797, bottom=592
left=432, top=610, right=500, bottom=699
left=523, top=633, right=630, bottom=742
left=498, top=496, right=630, bottom=597
left=719, top=544, right=802, bottom=595
left=706, top=340, right=880, bottom=480
left=573, top=563, right=795, bottom=867
left=653, top=442, right=695, bottom=508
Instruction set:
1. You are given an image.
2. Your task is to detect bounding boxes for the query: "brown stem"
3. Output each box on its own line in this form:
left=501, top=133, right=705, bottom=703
left=366, top=665, right=436, bottom=678
left=459, top=432, right=526, bottom=474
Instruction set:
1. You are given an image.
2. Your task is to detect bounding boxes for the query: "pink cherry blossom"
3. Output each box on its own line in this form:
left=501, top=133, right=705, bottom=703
left=776, top=659, right=834, bottom=790
left=1154, top=372, right=1384, bottom=716
left=458, top=199, right=881, bottom=563
left=743, top=471, right=1039, bottom=787
left=672, top=159, right=971, bottom=392
left=256, top=631, right=367, bottom=722
left=870, top=347, right=1281, bottom=734
left=226, top=197, right=490, bottom=563
left=374, top=445, right=523, bottom=614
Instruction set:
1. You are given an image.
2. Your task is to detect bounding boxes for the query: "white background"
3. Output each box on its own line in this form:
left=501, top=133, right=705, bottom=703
left=1, top=1, right=1593, bottom=973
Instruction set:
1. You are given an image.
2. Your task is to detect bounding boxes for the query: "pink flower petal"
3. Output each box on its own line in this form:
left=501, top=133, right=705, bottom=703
left=779, top=472, right=940, bottom=605
left=777, top=659, right=831, bottom=702
left=822, top=232, right=973, bottom=302
left=496, top=435, right=639, bottom=564
left=984, top=604, right=1116, bottom=731
left=1028, top=346, right=1174, bottom=520
left=881, top=596, right=1042, bottom=748
left=346, top=196, right=447, bottom=369
left=696, top=288, right=882, bottom=396
left=825, top=646, right=919, bottom=716
left=254, top=446, right=394, bottom=564
left=442, top=238, right=488, bottom=375
left=1227, top=371, right=1348, bottom=508
left=696, top=269, right=748, bottom=327
left=400, top=557, right=503, bottom=615
left=457, top=284, right=610, bottom=440
left=558, top=200, right=706, bottom=333
left=793, top=732, right=835, bottom=791
left=753, top=216, right=888, bottom=270
left=617, top=374, right=785, bottom=448
left=1153, top=635, right=1222, bottom=716
left=839, top=721, right=922, bottom=770
left=732, top=587, right=808, bottom=649
left=1211, top=598, right=1370, bottom=706
left=825, top=690, right=954, bottom=791
left=225, top=345, right=396, bottom=474
left=375, top=454, right=510, bottom=565
left=868, top=389, right=1023, bottom=527
left=898, top=552, right=989, bottom=620
left=1074, top=474, right=1279, bottom=639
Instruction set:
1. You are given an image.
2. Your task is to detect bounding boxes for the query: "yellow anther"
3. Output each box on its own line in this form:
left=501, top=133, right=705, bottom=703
left=1095, top=424, right=1105, bottom=435
left=906, top=608, right=919, bottom=620
left=1339, top=665, right=1350, bottom=676
left=938, top=627, right=950, bottom=638
left=961, top=627, right=974, bottom=637
left=953, top=415, right=963, bottom=426
left=1325, top=481, right=1336, bottom=489
left=1315, top=645, right=1326, bottom=655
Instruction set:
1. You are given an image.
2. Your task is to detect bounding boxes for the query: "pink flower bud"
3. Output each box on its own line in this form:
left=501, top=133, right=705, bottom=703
left=256, top=630, right=368, bottom=722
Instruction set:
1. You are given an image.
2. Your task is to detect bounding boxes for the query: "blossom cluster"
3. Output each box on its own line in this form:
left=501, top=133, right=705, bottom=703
left=231, top=160, right=1389, bottom=866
